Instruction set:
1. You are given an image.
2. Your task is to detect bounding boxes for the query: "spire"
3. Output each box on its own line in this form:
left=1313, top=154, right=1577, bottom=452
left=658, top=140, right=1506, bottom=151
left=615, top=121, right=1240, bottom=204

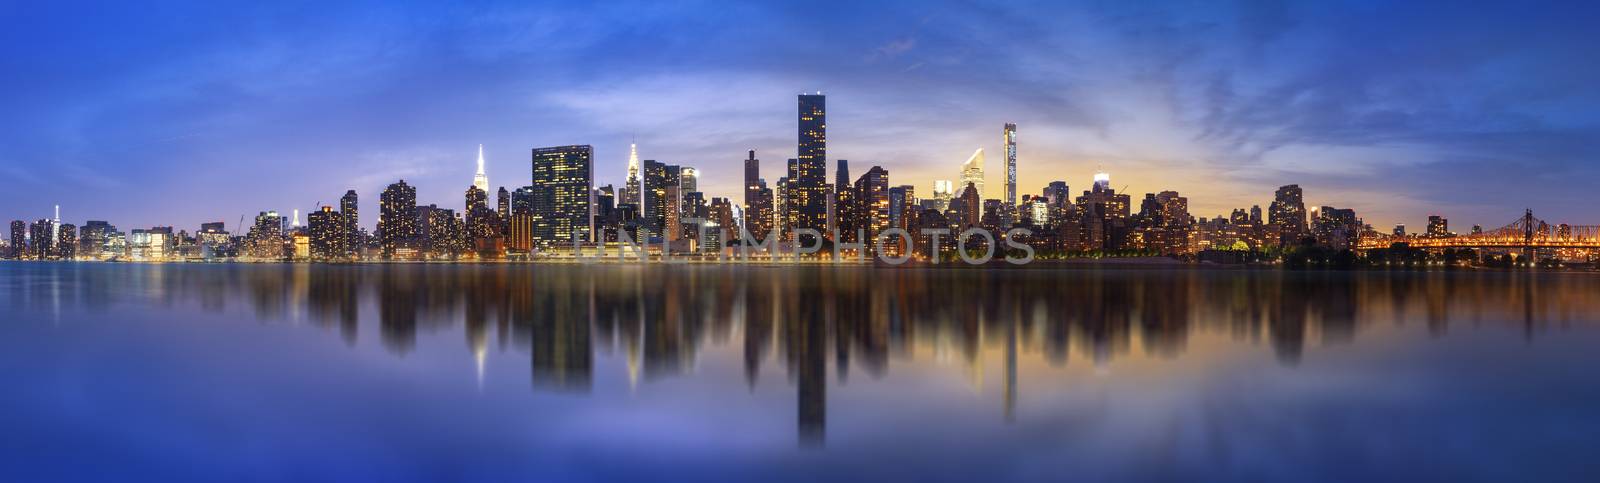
left=473, top=144, right=489, bottom=192
left=627, top=143, right=639, bottom=178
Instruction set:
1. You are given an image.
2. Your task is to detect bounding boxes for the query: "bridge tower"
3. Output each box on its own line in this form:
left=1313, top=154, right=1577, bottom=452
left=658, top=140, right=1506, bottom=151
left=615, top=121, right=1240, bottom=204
left=1523, top=208, right=1536, bottom=261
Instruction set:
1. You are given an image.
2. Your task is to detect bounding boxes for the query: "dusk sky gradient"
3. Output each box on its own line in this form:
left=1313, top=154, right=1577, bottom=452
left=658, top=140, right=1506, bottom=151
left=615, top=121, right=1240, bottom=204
left=3, top=0, right=1599, bottom=232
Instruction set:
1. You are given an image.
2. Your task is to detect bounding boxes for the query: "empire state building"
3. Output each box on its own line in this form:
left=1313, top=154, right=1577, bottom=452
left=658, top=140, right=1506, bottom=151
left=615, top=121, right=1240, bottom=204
left=473, top=144, right=490, bottom=192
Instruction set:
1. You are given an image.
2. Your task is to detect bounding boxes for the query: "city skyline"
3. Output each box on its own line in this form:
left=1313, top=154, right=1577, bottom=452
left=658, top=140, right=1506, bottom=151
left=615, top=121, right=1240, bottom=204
left=3, top=2, right=1599, bottom=232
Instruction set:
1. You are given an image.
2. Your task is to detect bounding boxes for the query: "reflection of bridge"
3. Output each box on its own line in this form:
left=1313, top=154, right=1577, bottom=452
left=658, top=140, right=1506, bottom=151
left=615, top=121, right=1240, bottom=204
left=1358, top=210, right=1600, bottom=252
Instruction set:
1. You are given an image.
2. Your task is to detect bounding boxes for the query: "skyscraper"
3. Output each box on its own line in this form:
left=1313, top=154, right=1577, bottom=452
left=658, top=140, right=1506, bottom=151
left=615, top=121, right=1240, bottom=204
left=960, top=149, right=985, bottom=200
left=1093, top=171, right=1111, bottom=192
left=378, top=180, right=418, bottom=258
left=1003, top=123, right=1017, bottom=207
left=497, top=187, right=510, bottom=225
left=888, top=185, right=914, bottom=230
left=473, top=144, right=490, bottom=193
left=856, top=166, right=889, bottom=250
left=643, top=159, right=668, bottom=236
left=340, top=190, right=359, bottom=256
left=7, top=220, right=23, bottom=259
left=308, top=206, right=347, bottom=260
left=1044, top=181, right=1070, bottom=209
left=621, top=143, right=641, bottom=207
left=29, top=219, right=55, bottom=259
left=744, top=149, right=760, bottom=214
left=530, top=145, right=594, bottom=245
left=791, top=94, right=829, bottom=242
left=833, top=159, right=850, bottom=238
left=56, top=223, right=77, bottom=259
left=1269, top=184, right=1307, bottom=246
left=680, top=166, right=698, bottom=194
left=931, top=180, right=955, bottom=212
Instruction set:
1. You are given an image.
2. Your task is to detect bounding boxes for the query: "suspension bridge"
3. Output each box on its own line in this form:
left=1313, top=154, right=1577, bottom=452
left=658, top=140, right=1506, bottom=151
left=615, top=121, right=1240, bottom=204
left=1358, top=210, right=1600, bottom=253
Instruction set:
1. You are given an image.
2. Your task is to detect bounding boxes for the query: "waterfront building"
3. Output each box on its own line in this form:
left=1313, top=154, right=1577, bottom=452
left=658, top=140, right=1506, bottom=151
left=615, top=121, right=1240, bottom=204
left=1426, top=215, right=1450, bottom=238
left=340, top=190, right=359, bottom=256
left=530, top=145, right=594, bottom=245
left=378, top=180, right=418, bottom=258
left=1269, top=184, right=1308, bottom=246
left=8, top=220, right=24, bottom=259
left=791, top=94, right=830, bottom=244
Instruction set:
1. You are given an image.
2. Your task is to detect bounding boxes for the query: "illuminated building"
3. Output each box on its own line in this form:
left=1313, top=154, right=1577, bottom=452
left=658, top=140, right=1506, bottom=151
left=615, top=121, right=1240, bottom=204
left=8, top=220, right=23, bottom=259
left=1093, top=171, right=1111, bottom=192
left=378, top=180, right=418, bottom=258
left=952, top=182, right=981, bottom=229
left=1044, top=181, right=1070, bottom=208
left=1075, top=177, right=1132, bottom=251
left=620, top=143, right=641, bottom=207
left=247, top=211, right=286, bottom=259
left=56, top=223, right=77, bottom=259
left=340, top=190, right=359, bottom=256
left=664, top=184, right=682, bottom=242
left=30, top=219, right=55, bottom=259
left=465, top=185, right=488, bottom=216
left=931, top=180, right=954, bottom=212
left=1268, top=184, right=1308, bottom=246
left=308, top=206, right=347, bottom=260
left=1426, top=215, right=1450, bottom=237
left=744, top=150, right=775, bottom=238
left=465, top=185, right=501, bottom=255
left=833, top=159, right=852, bottom=241
left=594, top=185, right=616, bottom=239
left=416, top=204, right=462, bottom=258
left=743, top=149, right=760, bottom=220
left=855, top=166, right=889, bottom=252
left=508, top=213, right=535, bottom=253
left=1312, top=206, right=1360, bottom=249
left=791, top=93, right=829, bottom=243
left=1393, top=224, right=1406, bottom=237
left=530, top=145, right=594, bottom=245
left=642, top=159, right=672, bottom=237
left=680, top=166, right=698, bottom=195
left=960, top=149, right=985, bottom=199
left=497, top=187, right=510, bottom=234
left=473, top=144, right=490, bottom=193
left=888, top=185, right=915, bottom=230
left=1003, top=123, right=1017, bottom=207
left=81, top=220, right=115, bottom=259
left=291, top=232, right=311, bottom=260
left=710, top=197, right=735, bottom=240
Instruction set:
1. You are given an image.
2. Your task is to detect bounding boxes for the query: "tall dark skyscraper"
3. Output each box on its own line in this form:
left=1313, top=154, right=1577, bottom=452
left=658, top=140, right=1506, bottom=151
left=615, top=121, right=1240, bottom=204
left=339, top=190, right=359, bottom=255
left=833, top=159, right=849, bottom=236
left=496, top=187, right=511, bottom=233
left=378, top=180, right=418, bottom=258
left=7, top=220, right=24, bottom=259
left=790, top=93, right=829, bottom=241
left=1004, top=123, right=1018, bottom=207
left=744, top=150, right=760, bottom=215
left=643, top=159, right=668, bottom=236
left=530, top=145, right=594, bottom=245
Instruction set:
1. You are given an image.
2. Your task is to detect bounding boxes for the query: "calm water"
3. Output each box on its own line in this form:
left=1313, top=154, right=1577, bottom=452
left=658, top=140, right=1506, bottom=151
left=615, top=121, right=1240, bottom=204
left=3, top=263, right=1600, bottom=482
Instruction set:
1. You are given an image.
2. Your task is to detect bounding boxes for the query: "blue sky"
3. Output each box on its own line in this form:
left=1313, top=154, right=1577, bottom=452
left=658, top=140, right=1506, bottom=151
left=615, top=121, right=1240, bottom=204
left=2, top=0, right=1598, bottom=232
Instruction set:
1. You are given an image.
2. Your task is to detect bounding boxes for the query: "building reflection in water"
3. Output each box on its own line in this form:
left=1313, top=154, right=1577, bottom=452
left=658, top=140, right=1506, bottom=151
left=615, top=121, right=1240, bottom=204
left=7, top=263, right=1600, bottom=446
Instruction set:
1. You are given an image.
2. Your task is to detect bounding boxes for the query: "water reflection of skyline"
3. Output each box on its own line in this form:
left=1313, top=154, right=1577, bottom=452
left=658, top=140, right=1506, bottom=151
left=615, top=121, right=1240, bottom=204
left=5, top=264, right=1599, bottom=446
